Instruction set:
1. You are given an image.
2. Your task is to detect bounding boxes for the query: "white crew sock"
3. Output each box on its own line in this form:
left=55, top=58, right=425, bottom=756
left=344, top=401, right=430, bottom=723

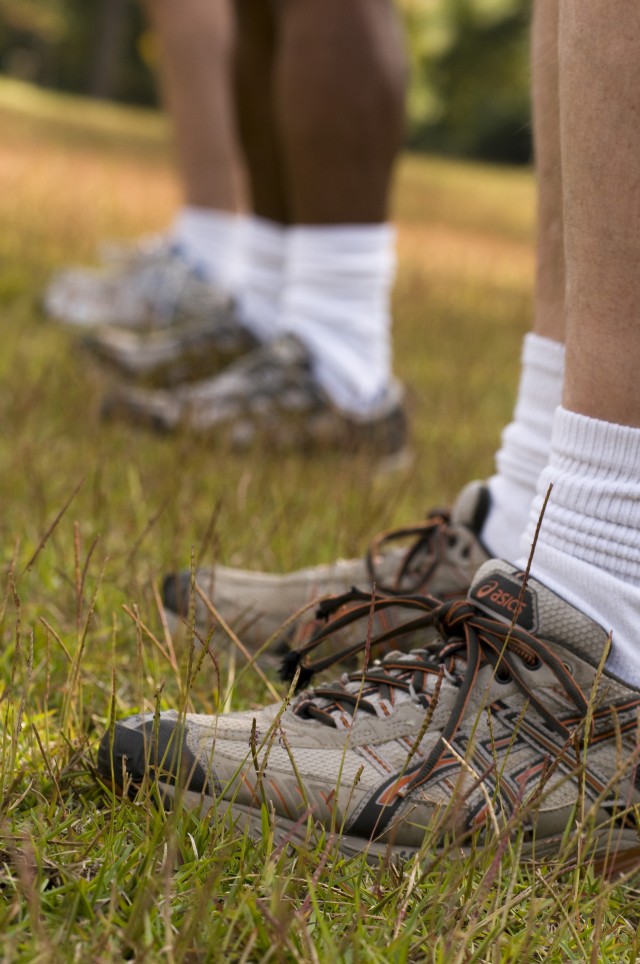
left=170, top=207, right=243, bottom=294
left=481, top=333, right=565, bottom=561
left=280, top=224, right=396, bottom=415
left=234, top=216, right=286, bottom=342
left=521, top=407, right=640, bottom=687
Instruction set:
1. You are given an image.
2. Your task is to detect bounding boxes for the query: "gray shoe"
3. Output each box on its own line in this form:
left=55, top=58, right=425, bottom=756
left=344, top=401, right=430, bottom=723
left=82, top=300, right=258, bottom=386
left=102, top=335, right=409, bottom=458
left=99, top=560, right=640, bottom=868
left=44, top=245, right=231, bottom=332
left=162, top=481, right=492, bottom=653
left=96, top=232, right=170, bottom=268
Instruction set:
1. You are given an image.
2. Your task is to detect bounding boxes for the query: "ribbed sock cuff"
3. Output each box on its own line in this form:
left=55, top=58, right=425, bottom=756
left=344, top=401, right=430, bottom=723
left=235, top=216, right=287, bottom=342
left=281, top=224, right=395, bottom=414
left=171, top=206, right=242, bottom=292
left=482, top=333, right=565, bottom=560
left=523, top=407, right=640, bottom=581
left=521, top=407, right=640, bottom=687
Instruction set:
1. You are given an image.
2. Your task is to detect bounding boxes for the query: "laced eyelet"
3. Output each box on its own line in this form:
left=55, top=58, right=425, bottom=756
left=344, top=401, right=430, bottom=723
left=527, top=655, right=542, bottom=671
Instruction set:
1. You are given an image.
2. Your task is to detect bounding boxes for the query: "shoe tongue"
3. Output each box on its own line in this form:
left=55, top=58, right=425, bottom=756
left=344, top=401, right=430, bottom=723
left=450, top=481, right=491, bottom=535
left=468, top=559, right=610, bottom=666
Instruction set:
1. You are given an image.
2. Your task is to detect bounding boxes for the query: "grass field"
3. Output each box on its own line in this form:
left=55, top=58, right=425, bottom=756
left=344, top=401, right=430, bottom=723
left=1, top=77, right=638, bottom=962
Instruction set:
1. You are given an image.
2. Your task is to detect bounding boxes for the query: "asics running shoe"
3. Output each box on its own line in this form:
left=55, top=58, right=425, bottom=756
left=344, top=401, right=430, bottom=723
left=162, top=481, right=492, bottom=651
left=99, top=560, right=640, bottom=868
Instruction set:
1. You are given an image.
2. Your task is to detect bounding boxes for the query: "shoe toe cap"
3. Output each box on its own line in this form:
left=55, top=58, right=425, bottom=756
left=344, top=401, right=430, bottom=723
left=98, top=713, right=212, bottom=798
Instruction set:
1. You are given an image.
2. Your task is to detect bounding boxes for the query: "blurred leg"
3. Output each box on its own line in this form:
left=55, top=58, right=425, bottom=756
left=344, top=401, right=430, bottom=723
left=143, top=0, right=241, bottom=212
left=234, top=0, right=288, bottom=224
left=272, top=0, right=408, bottom=412
left=275, top=0, right=406, bottom=225
left=231, top=0, right=287, bottom=338
left=141, top=0, right=244, bottom=291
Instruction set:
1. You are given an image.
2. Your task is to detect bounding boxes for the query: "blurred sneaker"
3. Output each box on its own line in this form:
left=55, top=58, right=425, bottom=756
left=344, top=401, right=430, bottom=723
left=96, top=232, right=170, bottom=268
left=162, top=480, right=491, bottom=651
left=99, top=560, right=640, bottom=865
left=82, top=301, right=258, bottom=386
left=44, top=245, right=231, bottom=332
left=101, top=335, right=409, bottom=461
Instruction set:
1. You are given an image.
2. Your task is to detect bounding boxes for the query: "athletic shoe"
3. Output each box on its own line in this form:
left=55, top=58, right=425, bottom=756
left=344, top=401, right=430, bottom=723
left=96, top=232, right=170, bottom=268
left=161, top=480, right=492, bottom=651
left=44, top=245, right=231, bottom=332
left=82, top=300, right=258, bottom=386
left=99, top=560, right=640, bottom=867
left=101, top=335, right=409, bottom=462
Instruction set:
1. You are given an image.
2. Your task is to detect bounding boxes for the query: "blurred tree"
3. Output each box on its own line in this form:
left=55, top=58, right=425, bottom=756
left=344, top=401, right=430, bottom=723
left=0, top=0, right=157, bottom=103
left=0, top=0, right=66, bottom=84
left=88, top=0, right=129, bottom=99
left=400, top=0, right=531, bottom=163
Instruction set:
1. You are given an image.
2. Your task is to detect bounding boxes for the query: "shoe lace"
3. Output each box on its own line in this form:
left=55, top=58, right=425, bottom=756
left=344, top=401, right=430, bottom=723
left=282, top=590, right=590, bottom=796
left=365, top=509, right=469, bottom=596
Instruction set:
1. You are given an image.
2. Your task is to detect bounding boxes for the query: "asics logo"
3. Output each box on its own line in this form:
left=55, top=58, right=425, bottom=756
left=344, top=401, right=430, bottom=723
left=475, top=580, right=499, bottom=598
left=475, top=580, right=526, bottom=617
left=472, top=573, right=536, bottom=631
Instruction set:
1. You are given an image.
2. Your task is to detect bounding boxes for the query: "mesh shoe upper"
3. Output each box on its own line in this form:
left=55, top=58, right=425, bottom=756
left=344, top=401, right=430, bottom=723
left=100, top=560, right=640, bottom=860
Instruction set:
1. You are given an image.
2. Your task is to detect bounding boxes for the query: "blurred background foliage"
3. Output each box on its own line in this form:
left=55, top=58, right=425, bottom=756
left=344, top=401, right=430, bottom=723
left=0, top=0, right=531, bottom=163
